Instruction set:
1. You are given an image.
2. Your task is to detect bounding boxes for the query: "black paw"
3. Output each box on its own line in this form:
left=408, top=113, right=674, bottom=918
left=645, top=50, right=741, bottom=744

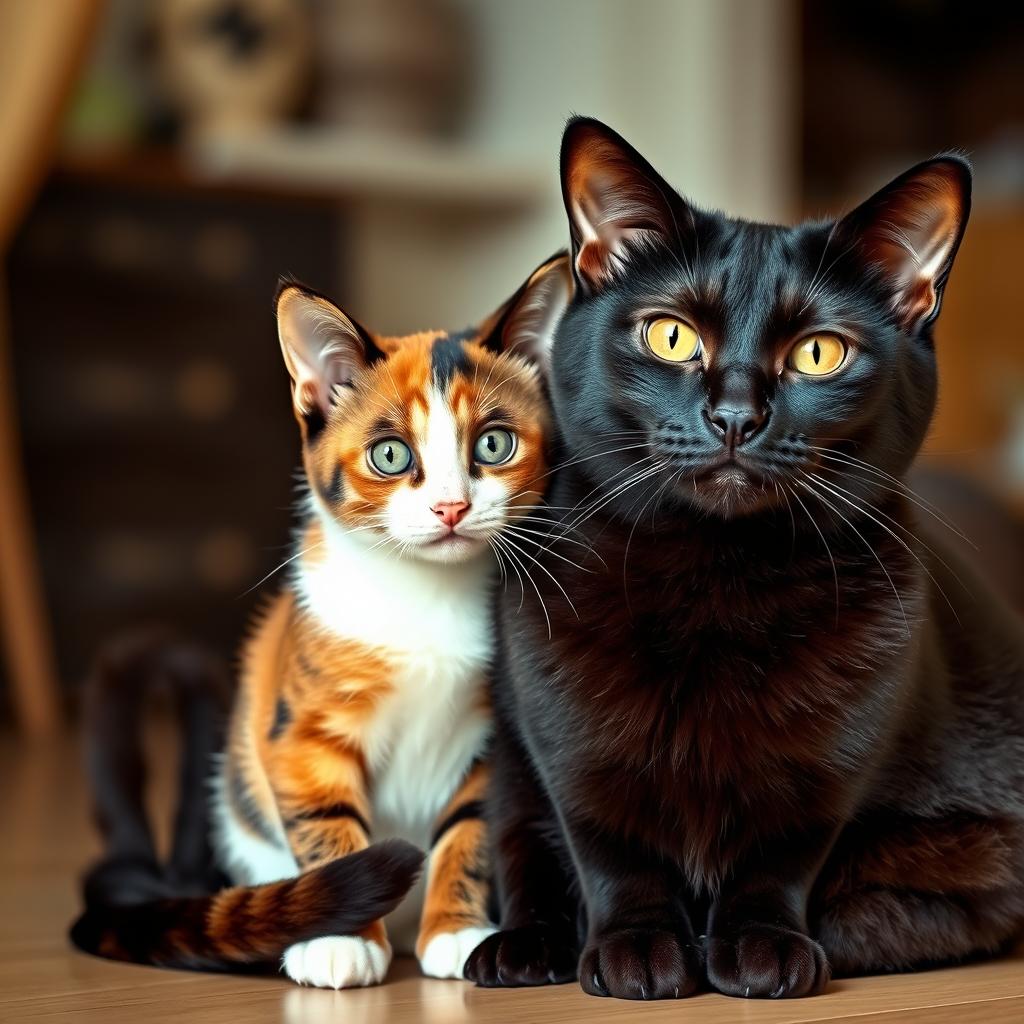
left=463, top=925, right=579, bottom=987
left=707, top=924, right=830, bottom=998
left=579, top=927, right=704, bottom=1000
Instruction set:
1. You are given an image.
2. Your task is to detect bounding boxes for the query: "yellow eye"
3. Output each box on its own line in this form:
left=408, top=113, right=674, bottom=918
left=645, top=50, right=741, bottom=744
left=644, top=318, right=701, bottom=363
left=788, top=334, right=846, bottom=376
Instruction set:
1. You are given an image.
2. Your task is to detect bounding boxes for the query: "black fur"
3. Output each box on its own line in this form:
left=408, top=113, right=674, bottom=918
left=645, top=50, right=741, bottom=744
left=431, top=335, right=474, bottom=387
left=466, top=118, right=1024, bottom=1000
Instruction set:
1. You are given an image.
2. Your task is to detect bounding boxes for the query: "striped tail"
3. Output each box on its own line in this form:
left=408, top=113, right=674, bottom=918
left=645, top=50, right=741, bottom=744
left=69, top=841, right=423, bottom=971
left=69, top=629, right=423, bottom=972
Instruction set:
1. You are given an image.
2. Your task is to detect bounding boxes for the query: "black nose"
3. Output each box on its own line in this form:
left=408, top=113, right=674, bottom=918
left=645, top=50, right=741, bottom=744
left=703, top=404, right=768, bottom=448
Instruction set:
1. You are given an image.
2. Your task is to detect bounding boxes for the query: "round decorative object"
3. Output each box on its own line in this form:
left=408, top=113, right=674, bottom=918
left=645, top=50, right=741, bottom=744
left=153, top=0, right=311, bottom=140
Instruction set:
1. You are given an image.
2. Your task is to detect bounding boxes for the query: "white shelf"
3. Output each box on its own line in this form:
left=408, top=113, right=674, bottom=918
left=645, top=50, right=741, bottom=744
left=186, top=128, right=550, bottom=209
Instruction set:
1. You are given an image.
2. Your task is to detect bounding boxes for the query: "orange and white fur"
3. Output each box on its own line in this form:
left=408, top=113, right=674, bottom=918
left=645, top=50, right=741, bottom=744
left=211, top=256, right=571, bottom=988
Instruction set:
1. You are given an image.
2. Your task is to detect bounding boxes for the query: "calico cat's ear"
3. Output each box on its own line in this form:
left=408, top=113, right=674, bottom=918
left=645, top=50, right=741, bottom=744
left=560, top=116, right=682, bottom=292
left=479, top=252, right=573, bottom=372
left=839, top=155, right=972, bottom=332
left=274, top=280, right=384, bottom=422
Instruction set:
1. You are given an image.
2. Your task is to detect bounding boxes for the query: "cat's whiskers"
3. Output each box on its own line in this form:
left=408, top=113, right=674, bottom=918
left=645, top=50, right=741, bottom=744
left=500, top=524, right=595, bottom=576
left=242, top=540, right=324, bottom=596
left=504, top=439, right=653, bottom=498
left=783, top=480, right=840, bottom=628
left=621, top=465, right=682, bottom=611
left=492, top=532, right=550, bottom=636
left=495, top=532, right=581, bottom=621
left=799, top=470, right=964, bottom=622
left=485, top=536, right=509, bottom=590
left=562, top=457, right=668, bottom=536
left=795, top=475, right=911, bottom=637
left=807, top=446, right=973, bottom=546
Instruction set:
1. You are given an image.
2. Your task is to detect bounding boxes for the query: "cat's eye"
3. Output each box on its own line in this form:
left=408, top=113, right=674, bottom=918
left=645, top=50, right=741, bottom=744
left=368, top=438, right=413, bottom=475
left=788, top=334, right=847, bottom=376
left=474, top=428, right=517, bottom=466
left=644, top=317, right=701, bottom=363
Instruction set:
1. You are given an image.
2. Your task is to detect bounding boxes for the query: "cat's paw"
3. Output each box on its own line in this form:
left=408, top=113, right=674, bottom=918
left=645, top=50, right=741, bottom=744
left=419, top=925, right=496, bottom=979
left=579, top=927, right=704, bottom=1000
left=707, top=924, right=830, bottom=998
left=282, top=934, right=391, bottom=989
left=463, top=924, right=579, bottom=987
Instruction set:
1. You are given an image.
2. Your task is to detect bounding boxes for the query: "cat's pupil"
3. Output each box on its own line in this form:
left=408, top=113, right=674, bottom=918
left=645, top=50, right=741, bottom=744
left=384, top=445, right=395, bottom=463
left=486, top=435, right=497, bottom=453
left=668, top=324, right=679, bottom=349
left=812, top=339, right=821, bottom=364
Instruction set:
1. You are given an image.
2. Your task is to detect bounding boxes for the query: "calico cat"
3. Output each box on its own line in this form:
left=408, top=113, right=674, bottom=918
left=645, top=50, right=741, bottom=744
left=464, top=118, right=1024, bottom=1000
left=71, top=254, right=572, bottom=988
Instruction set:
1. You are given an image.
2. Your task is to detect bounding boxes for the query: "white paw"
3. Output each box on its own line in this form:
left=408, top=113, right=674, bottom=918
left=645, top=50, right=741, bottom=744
left=282, top=935, right=391, bottom=989
left=419, top=925, right=497, bottom=980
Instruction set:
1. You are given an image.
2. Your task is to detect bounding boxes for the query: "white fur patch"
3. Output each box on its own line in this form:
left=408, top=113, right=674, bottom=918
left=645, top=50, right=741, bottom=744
left=283, top=935, right=391, bottom=989
left=419, top=926, right=496, bottom=980
left=209, top=771, right=297, bottom=886
left=295, top=518, right=493, bottom=952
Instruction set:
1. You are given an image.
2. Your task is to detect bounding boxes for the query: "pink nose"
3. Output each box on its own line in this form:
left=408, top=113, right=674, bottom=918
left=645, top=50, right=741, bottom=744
left=432, top=501, right=470, bottom=528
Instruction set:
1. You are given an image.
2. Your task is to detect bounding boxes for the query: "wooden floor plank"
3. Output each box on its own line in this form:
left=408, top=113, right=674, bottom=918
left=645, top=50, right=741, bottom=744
left=2, top=731, right=1022, bottom=1022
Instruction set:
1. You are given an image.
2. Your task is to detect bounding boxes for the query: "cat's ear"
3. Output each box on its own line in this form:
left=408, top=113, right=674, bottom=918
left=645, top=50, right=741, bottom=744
left=560, top=117, right=683, bottom=292
left=479, top=252, right=573, bottom=373
left=839, top=155, right=971, bottom=332
left=274, top=280, right=384, bottom=422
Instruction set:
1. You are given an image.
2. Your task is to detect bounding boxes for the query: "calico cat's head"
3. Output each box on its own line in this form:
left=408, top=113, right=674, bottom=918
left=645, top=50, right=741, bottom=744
left=552, top=117, right=971, bottom=520
left=275, top=255, right=571, bottom=563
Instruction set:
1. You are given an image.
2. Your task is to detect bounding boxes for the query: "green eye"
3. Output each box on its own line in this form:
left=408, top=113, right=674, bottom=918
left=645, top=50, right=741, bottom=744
left=474, top=429, right=516, bottom=466
left=369, top=439, right=412, bottom=475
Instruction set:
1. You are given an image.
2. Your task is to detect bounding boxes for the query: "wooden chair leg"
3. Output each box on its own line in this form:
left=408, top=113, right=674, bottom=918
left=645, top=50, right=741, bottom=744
left=0, top=281, right=60, bottom=736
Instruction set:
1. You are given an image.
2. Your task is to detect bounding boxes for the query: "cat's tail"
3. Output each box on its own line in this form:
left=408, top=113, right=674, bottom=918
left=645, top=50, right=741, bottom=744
left=69, top=840, right=424, bottom=970
left=69, top=629, right=424, bottom=971
left=76, top=628, right=233, bottom=908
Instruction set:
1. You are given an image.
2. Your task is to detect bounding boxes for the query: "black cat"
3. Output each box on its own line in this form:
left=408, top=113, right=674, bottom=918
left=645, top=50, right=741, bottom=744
left=465, top=117, right=1024, bottom=1000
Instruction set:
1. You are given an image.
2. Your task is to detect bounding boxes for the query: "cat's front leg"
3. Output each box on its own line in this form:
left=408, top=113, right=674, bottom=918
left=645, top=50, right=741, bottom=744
left=267, top=732, right=391, bottom=989
left=569, top=825, right=705, bottom=1000
left=463, top=726, right=580, bottom=987
left=706, top=826, right=835, bottom=999
left=416, top=760, right=495, bottom=978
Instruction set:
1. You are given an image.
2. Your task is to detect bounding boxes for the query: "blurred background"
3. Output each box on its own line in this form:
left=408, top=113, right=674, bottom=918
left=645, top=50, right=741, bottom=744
left=1, top=0, right=1022, bottom=735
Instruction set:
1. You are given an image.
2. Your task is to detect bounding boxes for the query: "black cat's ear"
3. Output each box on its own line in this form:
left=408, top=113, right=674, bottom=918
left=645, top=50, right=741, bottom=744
left=479, top=252, right=573, bottom=374
left=839, top=155, right=971, bottom=332
left=560, top=117, right=682, bottom=292
left=274, top=280, right=384, bottom=422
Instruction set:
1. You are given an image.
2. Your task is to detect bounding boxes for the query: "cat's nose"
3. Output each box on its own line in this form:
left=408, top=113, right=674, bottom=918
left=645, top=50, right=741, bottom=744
left=432, top=501, right=470, bottom=528
left=704, top=404, right=768, bottom=448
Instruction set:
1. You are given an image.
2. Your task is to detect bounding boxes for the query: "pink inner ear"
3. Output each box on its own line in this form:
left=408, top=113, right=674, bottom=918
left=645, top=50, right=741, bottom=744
left=576, top=239, right=613, bottom=285
left=858, top=169, right=967, bottom=328
left=564, top=130, right=676, bottom=289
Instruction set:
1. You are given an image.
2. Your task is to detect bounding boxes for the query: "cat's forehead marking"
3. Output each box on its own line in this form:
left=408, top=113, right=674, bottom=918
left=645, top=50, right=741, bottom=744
left=431, top=335, right=475, bottom=388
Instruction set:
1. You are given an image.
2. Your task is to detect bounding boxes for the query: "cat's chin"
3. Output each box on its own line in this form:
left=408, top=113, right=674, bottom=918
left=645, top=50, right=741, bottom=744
left=687, top=465, right=780, bottom=520
left=405, top=534, right=489, bottom=565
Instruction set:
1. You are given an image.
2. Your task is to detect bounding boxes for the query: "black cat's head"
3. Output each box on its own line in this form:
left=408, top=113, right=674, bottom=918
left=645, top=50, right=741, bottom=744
left=551, top=117, right=971, bottom=521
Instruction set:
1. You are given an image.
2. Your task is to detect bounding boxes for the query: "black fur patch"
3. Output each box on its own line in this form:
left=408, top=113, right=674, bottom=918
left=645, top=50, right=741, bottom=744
left=431, top=336, right=472, bottom=388
left=290, top=802, right=371, bottom=836
left=226, top=760, right=281, bottom=845
left=268, top=697, right=292, bottom=740
left=430, top=799, right=484, bottom=848
left=319, top=464, right=344, bottom=505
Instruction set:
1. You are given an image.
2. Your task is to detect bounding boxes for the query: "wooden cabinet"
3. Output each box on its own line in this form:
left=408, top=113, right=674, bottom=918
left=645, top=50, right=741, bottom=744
left=6, top=166, right=341, bottom=688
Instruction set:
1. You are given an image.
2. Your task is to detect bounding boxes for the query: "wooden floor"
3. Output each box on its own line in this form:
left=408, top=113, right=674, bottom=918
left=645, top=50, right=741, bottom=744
left=3, top=729, right=1024, bottom=1023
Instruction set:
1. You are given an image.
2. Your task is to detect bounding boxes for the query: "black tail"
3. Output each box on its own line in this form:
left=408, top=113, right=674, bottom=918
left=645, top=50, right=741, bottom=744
left=70, top=630, right=424, bottom=971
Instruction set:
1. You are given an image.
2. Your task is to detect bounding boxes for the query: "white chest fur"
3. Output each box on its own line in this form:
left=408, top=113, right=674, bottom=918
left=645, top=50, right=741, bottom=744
left=294, top=517, right=494, bottom=839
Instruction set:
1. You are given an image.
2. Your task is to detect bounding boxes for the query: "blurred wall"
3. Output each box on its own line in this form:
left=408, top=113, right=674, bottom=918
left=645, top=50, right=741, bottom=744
left=350, top=0, right=798, bottom=333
